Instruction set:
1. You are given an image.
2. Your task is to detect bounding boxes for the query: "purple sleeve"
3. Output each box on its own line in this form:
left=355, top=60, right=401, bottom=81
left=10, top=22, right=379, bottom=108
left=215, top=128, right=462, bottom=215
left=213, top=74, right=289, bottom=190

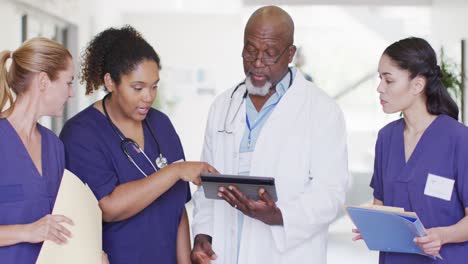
left=185, top=182, right=192, bottom=203
left=456, top=128, right=468, bottom=208
left=60, top=122, right=118, bottom=201
left=370, top=131, right=384, bottom=202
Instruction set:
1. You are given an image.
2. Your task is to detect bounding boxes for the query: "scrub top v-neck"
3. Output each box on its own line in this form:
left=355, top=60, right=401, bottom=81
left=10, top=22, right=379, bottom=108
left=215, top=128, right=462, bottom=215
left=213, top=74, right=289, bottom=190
left=370, top=115, right=468, bottom=263
left=0, top=119, right=65, bottom=264
left=60, top=106, right=190, bottom=264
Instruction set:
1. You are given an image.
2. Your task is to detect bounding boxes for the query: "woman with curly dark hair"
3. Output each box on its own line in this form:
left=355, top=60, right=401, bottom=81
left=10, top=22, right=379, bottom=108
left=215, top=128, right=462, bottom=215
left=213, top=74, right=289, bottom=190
left=60, top=26, right=217, bottom=264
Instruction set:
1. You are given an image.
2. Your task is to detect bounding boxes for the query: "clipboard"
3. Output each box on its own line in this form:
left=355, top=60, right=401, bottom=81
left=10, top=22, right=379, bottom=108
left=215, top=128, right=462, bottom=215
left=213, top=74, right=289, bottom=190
left=346, top=205, right=436, bottom=259
left=200, top=173, right=277, bottom=202
left=36, top=170, right=102, bottom=264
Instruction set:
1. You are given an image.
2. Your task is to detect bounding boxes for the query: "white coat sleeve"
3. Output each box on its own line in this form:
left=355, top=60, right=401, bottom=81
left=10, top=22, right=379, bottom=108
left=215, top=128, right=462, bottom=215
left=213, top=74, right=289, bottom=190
left=192, top=102, right=217, bottom=238
left=270, top=101, right=349, bottom=252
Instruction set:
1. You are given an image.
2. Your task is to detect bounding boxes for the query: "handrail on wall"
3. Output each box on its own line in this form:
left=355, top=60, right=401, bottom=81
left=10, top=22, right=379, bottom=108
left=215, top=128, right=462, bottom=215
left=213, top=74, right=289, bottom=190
left=333, top=72, right=376, bottom=100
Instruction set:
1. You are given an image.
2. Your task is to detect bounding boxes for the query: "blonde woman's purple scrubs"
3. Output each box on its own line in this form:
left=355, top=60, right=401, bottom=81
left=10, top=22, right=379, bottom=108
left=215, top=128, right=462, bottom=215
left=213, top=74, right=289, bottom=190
left=0, top=119, right=64, bottom=264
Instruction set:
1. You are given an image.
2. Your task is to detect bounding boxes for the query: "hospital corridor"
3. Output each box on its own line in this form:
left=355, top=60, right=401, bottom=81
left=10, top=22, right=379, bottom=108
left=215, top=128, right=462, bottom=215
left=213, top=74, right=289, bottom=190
left=1, top=0, right=468, bottom=263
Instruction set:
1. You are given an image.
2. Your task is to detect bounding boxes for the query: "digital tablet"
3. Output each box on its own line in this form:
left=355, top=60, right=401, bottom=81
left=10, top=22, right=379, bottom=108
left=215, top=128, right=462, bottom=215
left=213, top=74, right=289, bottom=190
left=200, top=173, right=277, bottom=202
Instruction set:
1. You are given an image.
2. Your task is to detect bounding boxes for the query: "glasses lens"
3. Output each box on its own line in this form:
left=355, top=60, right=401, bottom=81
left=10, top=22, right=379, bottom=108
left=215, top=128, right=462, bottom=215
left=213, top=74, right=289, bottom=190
left=242, top=45, right=290, bottom=65
left=242, top=53, right=274, bottom=65
left=242, top=51, right=255, bottom=62
left=262, top=57, right=275, bottom=65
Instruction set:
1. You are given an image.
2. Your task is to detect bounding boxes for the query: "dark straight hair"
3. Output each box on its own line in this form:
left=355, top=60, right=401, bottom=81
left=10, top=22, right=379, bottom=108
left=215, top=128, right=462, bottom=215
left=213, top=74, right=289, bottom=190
left=383, top=37, right=459, bottom=120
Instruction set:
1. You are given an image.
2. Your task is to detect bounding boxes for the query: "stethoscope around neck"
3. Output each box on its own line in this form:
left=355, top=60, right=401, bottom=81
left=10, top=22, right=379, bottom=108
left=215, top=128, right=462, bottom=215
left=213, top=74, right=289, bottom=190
left=102, top=93, right=168, bottom=177
left=217, top=67, right=293, bottom=134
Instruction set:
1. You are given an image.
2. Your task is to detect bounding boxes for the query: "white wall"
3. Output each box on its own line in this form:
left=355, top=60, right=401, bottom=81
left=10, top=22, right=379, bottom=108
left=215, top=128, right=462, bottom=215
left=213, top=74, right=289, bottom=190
left=0, top=1, right=22, bottom=51
left=10, top=0, right=101, bottom=115
left=124, top=13, right=244, bottom=95
left=431, top=0, right=468, bottom=123
left=0, top=1, right=21, bottom=112
left=124, top=12, right=244, bottom=160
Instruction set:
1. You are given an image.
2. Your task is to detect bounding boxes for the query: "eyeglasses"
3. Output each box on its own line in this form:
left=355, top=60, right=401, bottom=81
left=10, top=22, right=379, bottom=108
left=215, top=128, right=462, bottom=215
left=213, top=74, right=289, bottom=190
left=217, top=68, right=293, bottom=135
left=242, top=44, right=293, bottom=65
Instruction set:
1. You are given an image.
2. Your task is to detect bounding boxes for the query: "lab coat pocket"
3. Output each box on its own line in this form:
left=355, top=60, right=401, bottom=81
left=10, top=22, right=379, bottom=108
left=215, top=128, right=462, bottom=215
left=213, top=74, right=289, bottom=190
left=0, top=184, right=24, bottom=203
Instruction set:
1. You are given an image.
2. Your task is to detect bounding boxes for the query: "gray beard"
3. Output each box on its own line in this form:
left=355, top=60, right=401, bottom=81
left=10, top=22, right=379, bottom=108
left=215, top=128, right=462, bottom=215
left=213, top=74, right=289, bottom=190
left=245, top=76, right=272, bottom=96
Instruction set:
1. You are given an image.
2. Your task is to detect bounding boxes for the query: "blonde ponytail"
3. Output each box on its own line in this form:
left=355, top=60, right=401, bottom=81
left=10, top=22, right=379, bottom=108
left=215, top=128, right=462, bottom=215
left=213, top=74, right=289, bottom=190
left=0, top=38, right=71, bottom=118
left=0, top=50, right=14, bottom=116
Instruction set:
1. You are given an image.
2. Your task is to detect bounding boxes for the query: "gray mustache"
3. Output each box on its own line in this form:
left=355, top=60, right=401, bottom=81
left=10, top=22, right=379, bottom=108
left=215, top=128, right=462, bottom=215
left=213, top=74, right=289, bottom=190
left=246, top=70, right=266, bottom=76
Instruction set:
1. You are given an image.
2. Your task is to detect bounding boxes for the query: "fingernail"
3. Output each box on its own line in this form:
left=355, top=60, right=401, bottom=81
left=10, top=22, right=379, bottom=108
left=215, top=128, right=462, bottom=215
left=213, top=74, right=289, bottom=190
left=217, top=192, right=222, bottom=197
left=228, top=186, right=233, bottom=190
left=259, top=188, right=265, bottom=194
left=219, top=187, right=225, bottom=192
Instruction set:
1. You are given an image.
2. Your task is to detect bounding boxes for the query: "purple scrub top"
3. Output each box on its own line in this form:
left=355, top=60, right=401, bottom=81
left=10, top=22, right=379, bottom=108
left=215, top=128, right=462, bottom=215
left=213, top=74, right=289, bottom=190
left=60, top=106, right=190, bottom=264
left=0, top=119, right=64, bottom=264
left=370, top=115, right=468, bottom=264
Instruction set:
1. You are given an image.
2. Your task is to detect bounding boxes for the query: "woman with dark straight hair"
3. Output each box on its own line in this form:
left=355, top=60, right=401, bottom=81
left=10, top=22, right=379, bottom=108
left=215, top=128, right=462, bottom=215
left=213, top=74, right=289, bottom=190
left=383, top=37, right=459, bottom=120
left=353, top=37, right=468, bottom=264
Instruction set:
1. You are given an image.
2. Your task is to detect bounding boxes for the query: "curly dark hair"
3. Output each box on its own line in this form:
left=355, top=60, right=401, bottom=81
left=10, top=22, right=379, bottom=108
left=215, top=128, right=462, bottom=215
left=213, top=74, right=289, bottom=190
left=80, top=25, right=161, bottom=95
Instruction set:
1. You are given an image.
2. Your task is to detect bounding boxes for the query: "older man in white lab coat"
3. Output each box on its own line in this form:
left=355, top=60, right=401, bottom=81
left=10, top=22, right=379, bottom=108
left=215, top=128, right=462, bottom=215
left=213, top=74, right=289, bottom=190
left=191, top=5, right=348, bottom=264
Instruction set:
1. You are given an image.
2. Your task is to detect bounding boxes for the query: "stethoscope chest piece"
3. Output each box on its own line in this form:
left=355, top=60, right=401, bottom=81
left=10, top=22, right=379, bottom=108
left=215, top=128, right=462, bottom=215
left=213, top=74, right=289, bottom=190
left=103, top=93, right=168, bottom=176
left=155, top=154, right=168, bottom=169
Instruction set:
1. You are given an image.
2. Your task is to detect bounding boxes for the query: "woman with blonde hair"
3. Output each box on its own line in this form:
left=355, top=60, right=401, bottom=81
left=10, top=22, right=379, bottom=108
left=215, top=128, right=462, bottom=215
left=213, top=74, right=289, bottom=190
left=0, top=37, right=75, bottom=263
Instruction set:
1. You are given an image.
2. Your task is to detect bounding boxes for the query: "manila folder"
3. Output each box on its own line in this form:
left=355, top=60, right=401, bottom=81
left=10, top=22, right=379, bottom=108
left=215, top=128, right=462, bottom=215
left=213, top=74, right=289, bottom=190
left=36, top=169, right=102, bottom=264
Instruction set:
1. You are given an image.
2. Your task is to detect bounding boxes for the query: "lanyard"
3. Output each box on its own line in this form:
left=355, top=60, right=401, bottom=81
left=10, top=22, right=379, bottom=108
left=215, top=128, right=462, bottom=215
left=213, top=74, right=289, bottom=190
left=245, top=93, right=284, bottom=148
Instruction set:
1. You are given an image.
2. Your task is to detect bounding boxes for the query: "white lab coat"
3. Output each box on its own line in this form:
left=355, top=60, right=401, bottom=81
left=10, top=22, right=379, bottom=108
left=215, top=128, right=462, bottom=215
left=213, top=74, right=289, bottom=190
left=192, top=71, right=349, bottom=264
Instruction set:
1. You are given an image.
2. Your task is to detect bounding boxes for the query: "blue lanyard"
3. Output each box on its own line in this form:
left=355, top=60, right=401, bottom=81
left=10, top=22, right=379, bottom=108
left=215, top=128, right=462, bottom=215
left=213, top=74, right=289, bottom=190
left=245, top=93, right=284, bottom=148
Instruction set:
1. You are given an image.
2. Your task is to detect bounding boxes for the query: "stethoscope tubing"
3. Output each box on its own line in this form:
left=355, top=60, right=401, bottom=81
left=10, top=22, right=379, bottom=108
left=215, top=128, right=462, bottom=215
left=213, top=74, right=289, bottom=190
left=102, top=93, right=165, bottom=176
